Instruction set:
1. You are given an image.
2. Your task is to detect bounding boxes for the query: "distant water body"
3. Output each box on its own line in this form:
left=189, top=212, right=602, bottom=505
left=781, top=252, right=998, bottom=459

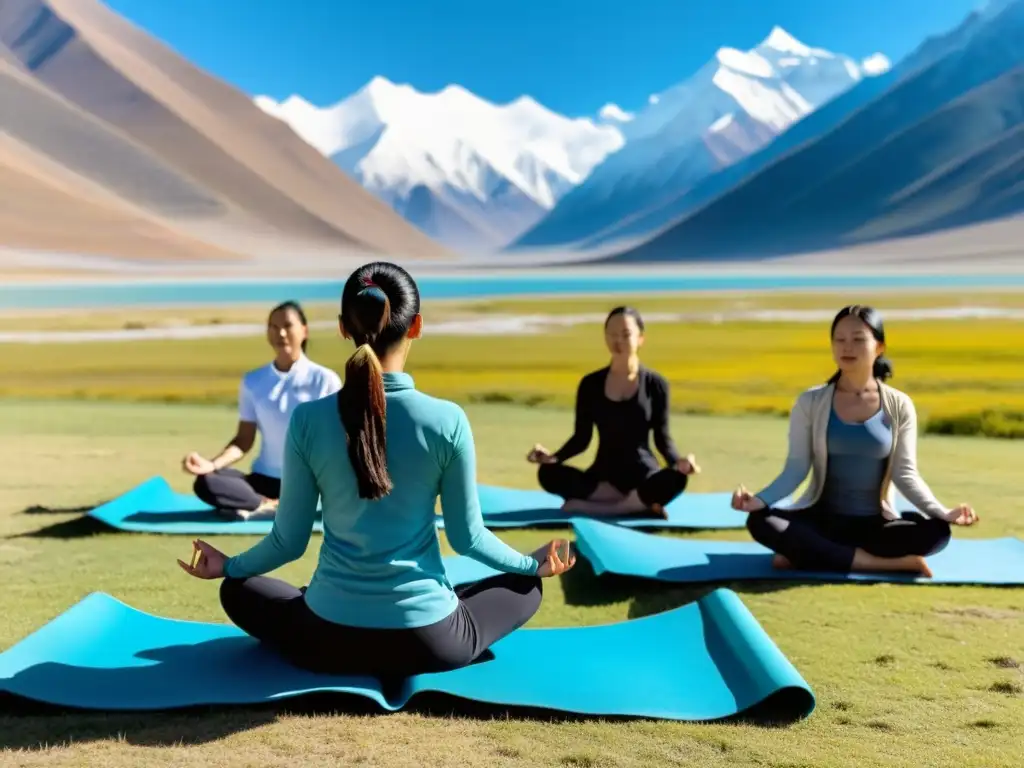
left=2, top=272, right=1024, bottom=310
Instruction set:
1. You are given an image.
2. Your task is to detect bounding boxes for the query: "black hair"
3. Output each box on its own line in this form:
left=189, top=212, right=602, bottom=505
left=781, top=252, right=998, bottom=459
left=605, top=306, right=645, bottom=333
left=827, top=304, right=894, bottom=384
left=269, top=300, right=309, bottom=352
left=337, top=262, right=421, bottom=500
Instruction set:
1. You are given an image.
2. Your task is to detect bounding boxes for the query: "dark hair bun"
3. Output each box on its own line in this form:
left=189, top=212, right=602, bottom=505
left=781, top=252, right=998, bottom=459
left=873, top=356, right=894, bottom=381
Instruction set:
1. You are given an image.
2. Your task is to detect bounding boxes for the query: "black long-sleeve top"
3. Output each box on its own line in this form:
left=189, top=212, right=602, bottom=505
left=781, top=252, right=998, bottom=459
left=553, top=366, right=681, bottom=476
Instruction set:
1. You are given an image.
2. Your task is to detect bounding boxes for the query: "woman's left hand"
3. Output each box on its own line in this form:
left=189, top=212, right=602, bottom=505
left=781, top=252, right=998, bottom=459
left=676, top=454, right=701, bottom=475
left=177, top=539, right=228, bottom=579
left=943, top=504, right=979, bottom=526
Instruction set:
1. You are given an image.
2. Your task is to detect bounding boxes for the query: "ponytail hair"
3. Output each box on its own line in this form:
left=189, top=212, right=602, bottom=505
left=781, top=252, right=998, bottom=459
left=827, top=304, right=893, bottom=384
left=339, top=344, right=391, bottom=500
left=337, top=262, right=421, bottom=500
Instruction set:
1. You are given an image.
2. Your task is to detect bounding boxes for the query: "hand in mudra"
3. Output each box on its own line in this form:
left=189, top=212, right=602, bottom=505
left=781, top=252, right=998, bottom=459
left=526, top=444, right=557, bottom=464
left=531, top=539, right=576, bottom=577
left=182, top=452, right=215, bottom=476
left=177, top=539, right=227, bottom=579
left=943, top=503, right=979, bottom=526
left=731, top=485, right=766, bottom=513
left=676, top=454, right=701, bottom=475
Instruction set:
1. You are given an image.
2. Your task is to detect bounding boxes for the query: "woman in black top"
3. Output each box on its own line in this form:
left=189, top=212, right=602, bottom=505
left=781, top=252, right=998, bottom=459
left=527, top=306, right=699, bottom=517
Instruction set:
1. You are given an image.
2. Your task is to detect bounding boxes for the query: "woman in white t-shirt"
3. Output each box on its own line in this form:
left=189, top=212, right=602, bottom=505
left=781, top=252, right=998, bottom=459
left=181, top=301, right=342, bottom=518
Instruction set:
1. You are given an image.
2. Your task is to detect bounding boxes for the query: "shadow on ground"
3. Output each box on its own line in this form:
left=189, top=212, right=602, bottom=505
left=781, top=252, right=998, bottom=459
left=8, top=515, right=109, bottom=540
left=0, top=686, right=804, bottom=751
left=21, top=504, right=102, bottom=515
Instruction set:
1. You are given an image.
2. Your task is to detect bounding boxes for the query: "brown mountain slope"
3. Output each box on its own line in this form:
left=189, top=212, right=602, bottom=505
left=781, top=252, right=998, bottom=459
left=0, top=0, right=451, bottom=263
left=0, top=133, right=242, bottom=262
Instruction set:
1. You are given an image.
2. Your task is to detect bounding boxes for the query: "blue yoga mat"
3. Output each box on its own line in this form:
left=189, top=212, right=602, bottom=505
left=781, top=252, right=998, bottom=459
left=459, top=484, right=750, bottom=529
left=572, top=518, right=1024, bottom=585
left=87, top=476, right=749, bottom=535
left=85, top=476, right=915, bottom=537
left=86, top=477, right=325, bottom=535
left=0, top=588, right=814, bottom=722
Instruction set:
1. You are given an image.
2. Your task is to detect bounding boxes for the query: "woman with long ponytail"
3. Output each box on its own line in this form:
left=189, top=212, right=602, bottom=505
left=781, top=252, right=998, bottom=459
left=178, top=262, right=575, bottom=679
left=337, top=276, right=394, bottom=500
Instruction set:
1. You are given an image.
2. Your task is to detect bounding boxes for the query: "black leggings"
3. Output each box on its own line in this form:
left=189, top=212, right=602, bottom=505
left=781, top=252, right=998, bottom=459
left=193, top=469, right=280, bottom=511
left=219, top=572, right=543, bottom=678
left=746, top=505, right=952, bottom=573
left=538, top=462, right=687, bottom=507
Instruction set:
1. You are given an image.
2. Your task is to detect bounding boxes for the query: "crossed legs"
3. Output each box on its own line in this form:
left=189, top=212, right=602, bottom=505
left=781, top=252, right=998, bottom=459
left=537, top=463, right=687, bottom=518
left=745, top=506, right=952, bottom=576
left=219, top=571, right=542, bottom=677
left=193, top=469, right=280, bottom=517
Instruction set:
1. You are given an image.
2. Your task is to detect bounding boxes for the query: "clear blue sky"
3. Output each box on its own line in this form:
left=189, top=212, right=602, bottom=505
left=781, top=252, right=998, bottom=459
left=105, top=0, right=981, bottom=116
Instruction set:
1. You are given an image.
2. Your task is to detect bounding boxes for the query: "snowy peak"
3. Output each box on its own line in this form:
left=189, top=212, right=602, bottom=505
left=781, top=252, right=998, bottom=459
left=760, top=26, right=822, bottom=57
left=714, top=47, right=775, bottom=78
left=254, top=25, right=898, bottom=255
left=625, top=26, right=882, bottom=142
left=255, top=77, right=624, bottom=250
left=509, top=26, right=887, bottom=250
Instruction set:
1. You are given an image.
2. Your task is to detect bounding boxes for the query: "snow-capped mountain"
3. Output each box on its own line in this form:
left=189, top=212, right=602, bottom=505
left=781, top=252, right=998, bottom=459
left=602, top=0, right=1024, bottom=263
left=510, top=27, right=890, bottom=250
left=255, top=78, right=623, bottom=252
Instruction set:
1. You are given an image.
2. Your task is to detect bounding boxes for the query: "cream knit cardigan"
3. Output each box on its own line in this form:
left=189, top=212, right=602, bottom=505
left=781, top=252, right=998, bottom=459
left=755, top=381, right=948, bottom=519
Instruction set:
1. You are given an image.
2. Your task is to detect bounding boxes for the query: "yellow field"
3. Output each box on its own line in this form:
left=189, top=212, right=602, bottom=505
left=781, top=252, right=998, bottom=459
left=1, top=291, right=1022, bottom=437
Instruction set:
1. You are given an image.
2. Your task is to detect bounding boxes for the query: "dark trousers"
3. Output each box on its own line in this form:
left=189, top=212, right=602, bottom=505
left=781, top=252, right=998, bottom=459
left=537, top=462, right=687, bottom=507
left=193, top=468, right=280, bottom=511
left=219, top=572, right=543, bottom=678
left=745, top=504, right=952, bottom=572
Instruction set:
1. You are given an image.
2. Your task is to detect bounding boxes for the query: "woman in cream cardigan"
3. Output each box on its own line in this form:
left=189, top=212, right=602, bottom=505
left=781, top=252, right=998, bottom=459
left=731, top=305, right=979, bottom=577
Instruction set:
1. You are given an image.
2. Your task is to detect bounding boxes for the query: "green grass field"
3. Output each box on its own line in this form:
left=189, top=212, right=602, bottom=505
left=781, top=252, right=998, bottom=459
left=1, top=399, right=1022, bottom=768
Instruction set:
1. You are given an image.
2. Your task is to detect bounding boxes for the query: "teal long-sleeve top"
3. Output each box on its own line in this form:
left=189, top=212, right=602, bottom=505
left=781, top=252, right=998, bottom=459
left=223, top=372, right=539, bottom=629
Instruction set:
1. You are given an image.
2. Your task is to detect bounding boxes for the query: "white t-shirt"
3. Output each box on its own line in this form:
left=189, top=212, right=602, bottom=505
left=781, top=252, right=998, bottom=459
left=238, top=355, right=342, bottom=478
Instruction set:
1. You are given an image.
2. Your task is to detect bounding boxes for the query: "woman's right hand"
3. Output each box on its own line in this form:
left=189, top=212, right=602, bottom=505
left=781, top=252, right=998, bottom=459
left=526, top=443, right=557, bottom=464
left=182, top=452, right=216, bottom=476
left=943, top=503, right=979, bottom=526
left=177, top=539, right=228, bottom=579
left=531, top=539, right=576, bottom=577
left=731, top=485, right=766, bottom=512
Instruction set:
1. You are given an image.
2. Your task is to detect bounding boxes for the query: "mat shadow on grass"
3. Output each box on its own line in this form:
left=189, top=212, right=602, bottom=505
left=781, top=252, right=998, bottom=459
left=0, top=681, right=805, bottom=751
left=21, top=503, right=103, bottom=515
left=9, top=515, right=110, bottom=540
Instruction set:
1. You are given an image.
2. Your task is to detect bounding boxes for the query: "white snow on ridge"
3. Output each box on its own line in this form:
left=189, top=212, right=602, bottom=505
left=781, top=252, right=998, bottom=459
left=255, top=25, right=894, bottom=252
left=715, top=47, right=776, bottom=78
left=861, top=52, right=892, bottom=75
left=760, top=25, right=833, bottom=58
left=257, top=79, right=623, bottom=210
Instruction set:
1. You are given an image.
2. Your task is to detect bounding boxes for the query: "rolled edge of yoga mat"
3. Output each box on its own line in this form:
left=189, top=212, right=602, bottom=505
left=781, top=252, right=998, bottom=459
left=697, top=588, right=816, bottom=722
left=570, top=516, right=608, bottom=576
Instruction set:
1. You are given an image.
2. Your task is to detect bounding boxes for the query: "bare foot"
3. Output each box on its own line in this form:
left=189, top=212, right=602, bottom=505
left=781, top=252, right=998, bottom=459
left=561, top=499, right=584, bottom=512
left=772, top=554, right=793, bottom=570
left=910, top=555, right=933, bottom=578
left=851, top=549, right=934, bottom=577
left=649, top=503, right=668, bottom=520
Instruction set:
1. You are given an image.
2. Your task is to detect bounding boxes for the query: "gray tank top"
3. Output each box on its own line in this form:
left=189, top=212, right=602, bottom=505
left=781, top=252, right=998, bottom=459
left=822, top=406, right=892, bottom=516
